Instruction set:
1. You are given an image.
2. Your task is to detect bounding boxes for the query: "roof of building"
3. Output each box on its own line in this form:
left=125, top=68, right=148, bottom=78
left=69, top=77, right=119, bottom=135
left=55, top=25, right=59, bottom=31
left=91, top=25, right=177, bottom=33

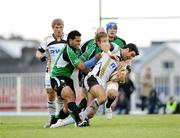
left=0, top=39, right=39, bottom=58
left=134, top=41, right=180, bottom=72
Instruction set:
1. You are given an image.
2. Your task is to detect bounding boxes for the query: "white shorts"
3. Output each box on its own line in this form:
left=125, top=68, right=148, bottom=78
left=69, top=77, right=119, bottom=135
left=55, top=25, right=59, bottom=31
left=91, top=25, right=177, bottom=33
left=45, top=72, right=51, bottom=89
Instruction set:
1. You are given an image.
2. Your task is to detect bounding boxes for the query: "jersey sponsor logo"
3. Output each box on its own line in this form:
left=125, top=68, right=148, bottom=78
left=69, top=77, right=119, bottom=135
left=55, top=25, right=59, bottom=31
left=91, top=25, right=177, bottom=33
left=50, top=49, right=61, bottom=54
left=110, top=62, right=116, bottom=69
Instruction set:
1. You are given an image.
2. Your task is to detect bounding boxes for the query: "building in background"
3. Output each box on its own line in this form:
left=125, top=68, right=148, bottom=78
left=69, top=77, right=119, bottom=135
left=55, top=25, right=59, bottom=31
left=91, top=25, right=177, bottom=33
left=0, top=38, right=44, bottom=73
left=134, top=41, right=180, bottom=104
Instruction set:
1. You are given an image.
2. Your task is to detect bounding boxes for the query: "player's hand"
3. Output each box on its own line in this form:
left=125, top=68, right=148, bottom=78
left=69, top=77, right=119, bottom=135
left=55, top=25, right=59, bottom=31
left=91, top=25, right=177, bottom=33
left=109, top=54, right=119, bottom=61
left=95, top=53, right=102, bottom=59
left=100, top=42, right=110, bottom=52
left=118, top=69, right=128, bottom=83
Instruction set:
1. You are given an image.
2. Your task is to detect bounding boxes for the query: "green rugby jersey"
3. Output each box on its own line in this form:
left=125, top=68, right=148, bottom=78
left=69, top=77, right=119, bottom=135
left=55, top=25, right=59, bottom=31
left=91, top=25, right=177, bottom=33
left=111, top=36, right=126, bottom=48
left=81, top=39, right=95, bottom=52
left=80, top=39, right=101, bottom=60
left=51, top=44, right=97, bottom=78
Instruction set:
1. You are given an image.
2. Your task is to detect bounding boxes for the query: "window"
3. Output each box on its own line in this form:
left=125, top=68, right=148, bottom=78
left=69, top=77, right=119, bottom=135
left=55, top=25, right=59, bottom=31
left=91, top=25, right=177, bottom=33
left=163, top=61, right=174, bottom=70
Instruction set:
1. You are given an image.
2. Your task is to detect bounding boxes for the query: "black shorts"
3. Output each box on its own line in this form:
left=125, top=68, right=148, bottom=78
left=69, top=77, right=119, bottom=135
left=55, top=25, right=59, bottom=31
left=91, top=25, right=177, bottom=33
left=78, top=72, right=86, bottom=88
left=86, top=75, right=99, bottom=91
left=50, top=76, right=75, bottom=97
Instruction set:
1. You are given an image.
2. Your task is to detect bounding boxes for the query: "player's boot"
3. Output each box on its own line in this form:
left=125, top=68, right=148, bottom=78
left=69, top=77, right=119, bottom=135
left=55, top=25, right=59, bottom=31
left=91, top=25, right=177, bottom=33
left=105, top=107, right=113, bottom=120
left=85, top=118, right=90, bottom=126
left=77, top=120, right=88, bottom=127
left=50, top=119, right=63, bottom=128
left=44, top=115, right=57, bottom=128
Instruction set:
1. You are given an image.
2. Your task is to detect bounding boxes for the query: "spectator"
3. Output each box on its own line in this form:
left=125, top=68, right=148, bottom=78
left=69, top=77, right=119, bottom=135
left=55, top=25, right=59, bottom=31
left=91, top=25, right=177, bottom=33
left=148, top=89, right=159, bottom=114
left=140, top=67, right=154, bottom=111
left=114, top=92, right=130, bottom=114
left=165, top=96, right=177, bottom=114
left=119, top=73, right=135, bottom=111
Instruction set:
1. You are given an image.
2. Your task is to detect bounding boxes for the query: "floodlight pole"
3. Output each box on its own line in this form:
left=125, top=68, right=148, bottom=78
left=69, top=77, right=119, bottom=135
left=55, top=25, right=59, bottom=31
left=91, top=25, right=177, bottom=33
left=99, top=0, right=102, bottom=26
left=99, top=0, right=118, bottom=26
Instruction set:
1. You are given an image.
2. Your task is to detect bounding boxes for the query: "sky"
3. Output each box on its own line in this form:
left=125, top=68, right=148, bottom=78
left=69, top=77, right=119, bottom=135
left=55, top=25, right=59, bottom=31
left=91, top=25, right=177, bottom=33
left=0, top=0, right=180, bottom=47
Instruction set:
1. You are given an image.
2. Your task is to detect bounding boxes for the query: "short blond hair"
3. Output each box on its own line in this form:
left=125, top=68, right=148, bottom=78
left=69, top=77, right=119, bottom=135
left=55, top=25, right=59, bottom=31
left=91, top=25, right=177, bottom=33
left=95, top=32, right=107, bottom=42
left=51, top=18, right=64, bottom=28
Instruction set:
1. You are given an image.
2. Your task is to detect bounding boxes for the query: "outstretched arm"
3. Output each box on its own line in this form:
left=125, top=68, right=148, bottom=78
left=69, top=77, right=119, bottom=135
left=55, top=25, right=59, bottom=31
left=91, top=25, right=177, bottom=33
left=35, top=50, right=47, bottom=62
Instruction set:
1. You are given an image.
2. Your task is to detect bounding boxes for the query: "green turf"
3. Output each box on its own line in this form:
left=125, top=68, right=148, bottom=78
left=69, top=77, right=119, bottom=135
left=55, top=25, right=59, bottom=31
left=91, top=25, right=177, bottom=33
left=0, top=115, right=180, bottom=138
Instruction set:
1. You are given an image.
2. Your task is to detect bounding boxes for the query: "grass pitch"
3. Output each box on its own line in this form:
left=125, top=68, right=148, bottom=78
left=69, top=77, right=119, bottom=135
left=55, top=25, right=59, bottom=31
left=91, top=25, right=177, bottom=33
left=0, top=115, right=180, bottom=138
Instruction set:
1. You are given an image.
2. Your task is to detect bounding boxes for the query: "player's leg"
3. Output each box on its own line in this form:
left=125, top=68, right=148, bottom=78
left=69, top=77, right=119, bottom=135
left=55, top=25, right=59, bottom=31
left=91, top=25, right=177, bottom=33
left=105, top=81, right=119, bottom=119
left=51, top=86, right=88, bottom=128
left=51, top=76, right=88, bottom=127
left=44, top=73, right=57, bottom=128
left=51, top=91, right=97, bottom=128
left=60, top=75, right=88, bottom=127
left=60, top=90, right=98, bottom=126
left=82, top=84, right=106, bottom=119
left=77, top=72, right=88, bottom=112
left=77, top=87, right=88, bottom=112
left=44, top=88, right=57, bottom=128
left=82, top=75, right=106, bottom=119
left=52, top=89, right=89, bottom=128
left=56, top=96, right=64, bottom=114
left=50, top=101, right=70, bottom=128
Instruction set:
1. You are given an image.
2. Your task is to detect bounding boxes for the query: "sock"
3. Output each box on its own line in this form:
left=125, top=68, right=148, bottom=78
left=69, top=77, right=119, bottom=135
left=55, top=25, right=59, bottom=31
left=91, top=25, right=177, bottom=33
left=47, top=100, right=56, bottom=116
left=83, top=98, right=100, bottom=118
left=60, top=117, right=75, bottom=126
left=106, top=96, right=115, bottom=108
left=56, top=99, right=63, bottom=113
left=77, top=98, right=87, bottom=112
left=56, top=108, right=69, bottom=119
left=68, top=102, right=81, bottom=124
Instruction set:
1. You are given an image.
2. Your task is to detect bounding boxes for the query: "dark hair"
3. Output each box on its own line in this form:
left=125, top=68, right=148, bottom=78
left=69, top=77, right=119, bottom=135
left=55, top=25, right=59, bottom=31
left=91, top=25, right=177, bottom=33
left=124, top=43, right=139, bottom=56
left=67, top=30, right=81, bottom=43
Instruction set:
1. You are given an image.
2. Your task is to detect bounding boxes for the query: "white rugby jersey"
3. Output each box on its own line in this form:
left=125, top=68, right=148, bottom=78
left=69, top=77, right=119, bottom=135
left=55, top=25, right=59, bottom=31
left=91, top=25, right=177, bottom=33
left=110, top=42, right=120, bottom=54
left=38, top=34, right=66, bottom=72
left=88, top=42, right=121, bottom=83
left=89, top=52, right=117, bottom=83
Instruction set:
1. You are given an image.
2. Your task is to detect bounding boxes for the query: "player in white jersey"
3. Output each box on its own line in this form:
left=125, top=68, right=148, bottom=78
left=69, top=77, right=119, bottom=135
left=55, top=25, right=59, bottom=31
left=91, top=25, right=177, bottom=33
left=81, top=43, right=139, bottom=121
left=81, top=34, right=121, bottom=120
left=35, top=18, right=66, bottom=128
left=82, top=49, right=121, bottom=119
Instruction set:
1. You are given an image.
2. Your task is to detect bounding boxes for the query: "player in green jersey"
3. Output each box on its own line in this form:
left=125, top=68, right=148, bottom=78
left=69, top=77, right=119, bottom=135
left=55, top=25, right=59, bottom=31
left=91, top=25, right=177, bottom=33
left=50, top=30, right=102, bottom=127
left=106, top=22, right=126, bottom=48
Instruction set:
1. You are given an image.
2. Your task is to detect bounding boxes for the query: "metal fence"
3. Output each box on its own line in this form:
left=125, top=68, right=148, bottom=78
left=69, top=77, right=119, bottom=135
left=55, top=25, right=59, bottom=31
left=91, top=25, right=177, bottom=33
left=154, top=73, right=180, bottom=103
left=0, top=73, right=46, bottom=112
left=0, top=72, right=180, bottom=114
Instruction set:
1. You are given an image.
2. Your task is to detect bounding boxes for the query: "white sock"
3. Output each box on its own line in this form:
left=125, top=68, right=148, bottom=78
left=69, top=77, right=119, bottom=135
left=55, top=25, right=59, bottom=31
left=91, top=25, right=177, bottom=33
left=56, top=99, right=63, bottom=113
left=47, top=100, right=56, bottom=116
left=83, top=98, right=100, bottom=118
left=60, top=117, right=75, bottom=126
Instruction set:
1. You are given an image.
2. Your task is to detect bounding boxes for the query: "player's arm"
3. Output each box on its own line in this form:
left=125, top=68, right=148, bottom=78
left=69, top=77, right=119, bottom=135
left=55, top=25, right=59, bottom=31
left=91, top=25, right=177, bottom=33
left=76, top=54, right=100, bottom=73
left=110, top=61, right=129, bottom=83
left=66, top=46, right=99, bottom=73
left=79, top=44, right=101, bottom=72
left=35, top=49, right=47, bottom=62
left=100, top=42, right=119, bottom=61
left=75, top=61, right=88, bottom=73
left=35, top=40, right=47, bottom=62
left=35, top=49, right=43, bottom=59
